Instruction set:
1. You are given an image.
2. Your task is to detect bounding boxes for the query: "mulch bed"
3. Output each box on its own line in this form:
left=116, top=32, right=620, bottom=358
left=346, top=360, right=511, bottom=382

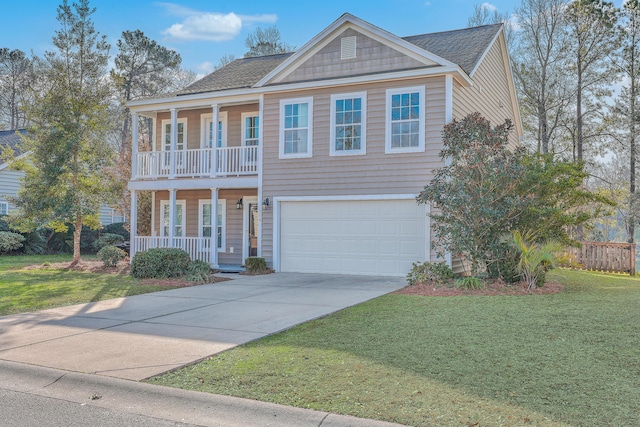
left=395, top=279, right=564, bottom=297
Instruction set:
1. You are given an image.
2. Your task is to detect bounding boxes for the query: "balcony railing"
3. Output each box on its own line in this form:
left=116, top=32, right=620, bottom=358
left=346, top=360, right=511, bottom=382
left=134, top=236, right=214, bottom=264
left=135, top=146, right=258, bottom=179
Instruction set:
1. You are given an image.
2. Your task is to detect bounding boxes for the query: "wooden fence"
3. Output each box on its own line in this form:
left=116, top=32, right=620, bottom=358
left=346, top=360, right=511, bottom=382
left=564, top=242, right=636, bottom=276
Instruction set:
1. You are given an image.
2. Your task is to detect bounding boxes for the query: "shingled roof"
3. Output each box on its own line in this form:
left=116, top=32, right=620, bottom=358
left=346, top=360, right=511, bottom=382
left=0, top=129, right=26, bottom=167
left=173, top=22, right=502, bottom=97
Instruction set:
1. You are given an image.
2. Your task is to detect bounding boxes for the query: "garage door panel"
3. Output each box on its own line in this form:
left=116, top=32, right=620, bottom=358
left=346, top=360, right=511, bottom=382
left=280, top=199, right=426, bottom=276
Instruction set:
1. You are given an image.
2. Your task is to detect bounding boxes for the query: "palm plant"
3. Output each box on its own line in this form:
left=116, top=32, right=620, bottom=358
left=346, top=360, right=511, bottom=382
left=512, top=231, right=563, bottom=290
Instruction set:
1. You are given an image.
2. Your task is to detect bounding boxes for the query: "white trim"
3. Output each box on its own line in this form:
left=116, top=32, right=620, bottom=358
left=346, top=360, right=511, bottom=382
left=279, top=96, right=314, bottom=159
left=255, top=14, right=457, bottom=87
left=161, top=118, right=187, bottom=151
left=470, top=24, right=503, bottom=77
left=257, top=94, right=264, bottom=258
left=198, top=199, right=226, bottom=252
left=160, top=199, right=186, bottom=237
left=272, top=194, right=419, bottom=272
left=241, top=111, right=260, bottom=147
left=329, top=91, right=367, bottom=156
left=128, top=176, right=258, bottom=191
left=424, top=202, right=431, bottom=263
left=385, top=85, right=426, bottom=154
left=445, top=75, right=453, bottom=124
left=200, top=111, right=227, bottom=148
left=341, top=35, right=357, bottom=59
left=242, top=197, right=258, bottom=262
left=151, top=191, right=156, bottom=236
left=127, top=66, right=472, bottom=111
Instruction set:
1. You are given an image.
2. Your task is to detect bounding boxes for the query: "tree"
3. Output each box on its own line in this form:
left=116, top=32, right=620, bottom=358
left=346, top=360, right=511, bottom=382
left=9, top=0, right=114, bottom=265
left=0, top=48, right=35, bottom=130
left=244, top=26, right=294, bottom=57
left=214, top=53, right=236, bottom=70
left=512, top=0, right=572, bottom=155
left=565, top=0, right=618, bottom=162
left=417, top=113, right=611, bottom=276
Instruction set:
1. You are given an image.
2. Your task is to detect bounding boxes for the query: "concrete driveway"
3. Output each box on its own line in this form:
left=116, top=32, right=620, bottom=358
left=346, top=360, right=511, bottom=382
left=0, top=273, right=405, bottom=381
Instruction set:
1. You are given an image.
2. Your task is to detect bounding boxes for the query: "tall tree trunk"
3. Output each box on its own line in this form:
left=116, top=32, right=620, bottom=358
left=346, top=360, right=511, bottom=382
left=72, top=215, right=82, bottom=265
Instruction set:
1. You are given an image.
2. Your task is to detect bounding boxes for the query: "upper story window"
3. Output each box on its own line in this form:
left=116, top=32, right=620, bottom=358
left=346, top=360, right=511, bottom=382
left=0, top=201, right=8, bottom=216
left=242, top=112, right=260, bottom=146
left=385, top=86, right=425, bottom=153
left=280, top=97, right=313, bottom=159
left=161, top=118, right=187, bottom=151
left=200, top=112, right=227, bottom=148
left=330, top=92, right=366, bottom=156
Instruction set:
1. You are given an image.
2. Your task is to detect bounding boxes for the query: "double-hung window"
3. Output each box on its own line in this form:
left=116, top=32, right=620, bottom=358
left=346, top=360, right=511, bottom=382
left=160, top=200, right=186, bottom=237
left=199, top=200, right=226, bottom=252
left=280, top=97, right=313, bottom=158
left=330, top=92, right=366, bottom=156
left=161, top=118, right=187, bottom=169
left=0, top=201, right=8, bottom=216
left=200, top=112, right=227, bottom=148
left=385, top=86, right=425, bottom=153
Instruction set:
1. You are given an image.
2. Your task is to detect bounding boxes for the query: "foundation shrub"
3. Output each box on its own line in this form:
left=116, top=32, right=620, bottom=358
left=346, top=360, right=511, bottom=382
left=131, top=248, right=191, bottom=278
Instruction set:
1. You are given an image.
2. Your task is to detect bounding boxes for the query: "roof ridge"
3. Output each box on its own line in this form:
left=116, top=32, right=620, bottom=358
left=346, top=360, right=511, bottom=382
left=403, top=22, right=503, bottom=40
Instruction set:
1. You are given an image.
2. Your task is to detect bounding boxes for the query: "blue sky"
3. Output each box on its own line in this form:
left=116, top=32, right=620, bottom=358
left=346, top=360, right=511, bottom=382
left=0, top=0, right=624, bottom=77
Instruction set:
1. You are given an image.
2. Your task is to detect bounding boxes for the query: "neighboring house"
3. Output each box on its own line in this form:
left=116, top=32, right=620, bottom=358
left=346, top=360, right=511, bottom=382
left=127, top=13, right=522, bottom=276
left=0, top=129, right=125, bottom=226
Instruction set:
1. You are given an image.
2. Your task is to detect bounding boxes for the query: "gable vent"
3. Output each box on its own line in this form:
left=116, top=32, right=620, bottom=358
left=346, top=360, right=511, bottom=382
left=341, top=36, right=357, bottom=59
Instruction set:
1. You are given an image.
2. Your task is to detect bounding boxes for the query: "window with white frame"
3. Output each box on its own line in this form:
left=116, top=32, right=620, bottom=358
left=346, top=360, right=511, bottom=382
left=242, top=112, right=260, bottom=146
left=161, top=118, right=187, bottom=151
left=385, top=86, right=425, bottom=153
left=198, top=200, right=226, bottom=251
left=200, top=112, right=227, bottom=148
left=0, top=201, right=8, bottom=216
left=160, top=200, right=186, bottom=237
left=280, top=97, right=313, bottom=158
left=330, top=92, right=366, bottom=156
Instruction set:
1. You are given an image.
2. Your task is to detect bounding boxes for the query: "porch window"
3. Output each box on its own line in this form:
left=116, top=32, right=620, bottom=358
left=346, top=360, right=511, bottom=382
left=242, top=113, right=259, bottom=146
left=330, top=92, right=366, bottom=156
left=279, top=97, right=313, bottom=158
left=199, top=199, right=226, bottom=251
left=200, top=112, right=227, bottom=148
left=385, top=86, right=425, bottom=153
left=161, top=118, right=187, bottom=169
left=160, top=200, right=186, bottom=237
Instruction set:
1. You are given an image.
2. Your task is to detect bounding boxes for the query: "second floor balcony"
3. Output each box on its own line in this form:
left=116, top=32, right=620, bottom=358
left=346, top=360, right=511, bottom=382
left=134, top=145, right=258, bottom=180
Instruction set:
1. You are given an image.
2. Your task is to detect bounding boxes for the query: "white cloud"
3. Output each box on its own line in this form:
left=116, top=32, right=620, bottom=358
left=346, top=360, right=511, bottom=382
left=158, top=3, right=278, bottom=42
left=198, top=61, right=214, bottom=73
left=481, top=2, right=498, bottom=12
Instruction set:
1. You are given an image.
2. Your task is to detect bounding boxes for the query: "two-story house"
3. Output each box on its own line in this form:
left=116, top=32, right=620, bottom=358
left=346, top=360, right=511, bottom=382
left=126, top=13, right=522, bottom=276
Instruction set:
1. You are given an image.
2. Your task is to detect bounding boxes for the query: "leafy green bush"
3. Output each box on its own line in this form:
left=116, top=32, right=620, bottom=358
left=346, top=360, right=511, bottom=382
left=185, top=260, right=211, bottom=283
left=94, top=233, right=125, bottom=252
left=103, top=222, right=130, bottom=240
left=487, top=243, right=521, bottom=284
left=0, top=231, right=26, bottom=253
left=131, top=248, right=191, bottom=278
left=513, top=231, right=562, bottom=290
left=245, top=257, right=269, bottom=274
left=455, top=276, right=485, bottom=290
left=97, top=245, right=127, bottom=267
left=407, top=261, right=455, bottom=286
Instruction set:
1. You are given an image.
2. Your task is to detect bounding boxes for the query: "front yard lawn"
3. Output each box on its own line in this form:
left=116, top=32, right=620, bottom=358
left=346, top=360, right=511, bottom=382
left=149, top=269, right=640, bottom=426
left=0, top=255, right=187, bottom=316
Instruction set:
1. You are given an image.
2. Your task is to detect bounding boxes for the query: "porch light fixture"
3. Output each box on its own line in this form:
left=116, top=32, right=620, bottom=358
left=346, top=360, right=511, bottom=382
left=263, top=198, right=270, bottom=210
left=236, top=198, right=243, bottom=210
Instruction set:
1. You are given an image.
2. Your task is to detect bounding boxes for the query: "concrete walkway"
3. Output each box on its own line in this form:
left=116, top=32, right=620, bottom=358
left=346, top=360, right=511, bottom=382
left=0, top=273, right=405, bottom=380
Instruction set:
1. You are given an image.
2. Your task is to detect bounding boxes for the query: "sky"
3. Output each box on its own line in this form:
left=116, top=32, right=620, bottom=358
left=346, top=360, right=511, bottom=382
left=0, top=0, right=627, bottom=77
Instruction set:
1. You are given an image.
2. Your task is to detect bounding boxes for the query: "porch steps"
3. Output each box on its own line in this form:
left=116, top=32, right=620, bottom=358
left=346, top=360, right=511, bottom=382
left=216, top=264, right=246, bottom=273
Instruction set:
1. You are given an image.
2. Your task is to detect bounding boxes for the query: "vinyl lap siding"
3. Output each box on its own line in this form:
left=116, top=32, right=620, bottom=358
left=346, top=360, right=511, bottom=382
left=260, top=77, right=447, bottom=264
left=0, top=169, right=23, bottom=212
left=280, top=28, right=431, bottom=84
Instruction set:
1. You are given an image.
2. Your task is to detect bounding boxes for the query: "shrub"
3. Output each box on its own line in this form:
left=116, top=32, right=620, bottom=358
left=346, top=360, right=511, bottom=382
left=97, top=245, right=127, bottom=267
left=104, top=222, right=130, bottom=240
left=407, top=261, right=455, bottom=286
left=94, top=233, right=125, bottom=252
left=131, top=248, right=191, bottom=278
left=455, top=276, right=485, bottom=290
left=487, top=243, right=521, bottom=284
left=512, top=231, right=562, bottom=290
left=185, top=260, right=211, bottom=283
left=245, top=257, right=269, bottom=274
left=0, top=231, right=26, bottom=253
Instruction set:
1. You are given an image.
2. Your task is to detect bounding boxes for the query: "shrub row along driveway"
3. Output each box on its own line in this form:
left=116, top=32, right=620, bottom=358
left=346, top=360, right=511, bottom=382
left=0, top=273, right=405, bottom=380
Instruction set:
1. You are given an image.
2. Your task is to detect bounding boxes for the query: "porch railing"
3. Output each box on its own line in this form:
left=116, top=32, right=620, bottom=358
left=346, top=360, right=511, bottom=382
left=134, top=236, right=214, bottom=264
left=135, top=146, right=258, bottom=179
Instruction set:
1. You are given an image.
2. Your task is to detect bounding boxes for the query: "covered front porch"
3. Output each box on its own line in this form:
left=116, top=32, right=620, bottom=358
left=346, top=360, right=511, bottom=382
left=129, top=188, right=260, bottom=268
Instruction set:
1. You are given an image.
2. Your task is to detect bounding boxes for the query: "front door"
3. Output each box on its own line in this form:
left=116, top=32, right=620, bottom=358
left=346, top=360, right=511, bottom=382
left=249, top=203, right=258, bottom=257
left=242, top=197, right=258, bottom=262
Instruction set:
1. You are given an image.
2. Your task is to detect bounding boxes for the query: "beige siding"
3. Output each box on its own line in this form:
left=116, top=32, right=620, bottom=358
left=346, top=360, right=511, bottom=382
left=152, top=189, right=257, bottom=265
left=0, top=169, right=23, bottom=212
left=260, top=76, right=447, bottom=264
left=281, top=28, right=431, bottom=84
left=452, top=36, right=519, bottom=145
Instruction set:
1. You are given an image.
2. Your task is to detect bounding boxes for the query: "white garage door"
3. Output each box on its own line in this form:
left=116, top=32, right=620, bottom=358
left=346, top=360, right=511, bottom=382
left=279, top=199, right=427, bottom=276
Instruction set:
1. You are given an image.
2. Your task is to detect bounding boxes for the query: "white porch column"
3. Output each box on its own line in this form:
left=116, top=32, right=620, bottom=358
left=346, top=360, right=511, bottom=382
left=210, top=104, right=219, bottom=178
left=257, top=94, right=264, bottom=257
left=129, top=189, right=137, bottom=262
left=210, top=188, right=219, bottom=268
left=169, top=108, right=177, bottom=179
left=169, top=188, right=176, bottom=244
left=131, top=112, right=139, bottom=180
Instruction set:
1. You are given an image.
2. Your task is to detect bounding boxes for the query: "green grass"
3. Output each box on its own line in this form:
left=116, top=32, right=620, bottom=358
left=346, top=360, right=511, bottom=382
left=0, top=254, right=182, bottom=316
left=149, top=269, right=640, bottom=426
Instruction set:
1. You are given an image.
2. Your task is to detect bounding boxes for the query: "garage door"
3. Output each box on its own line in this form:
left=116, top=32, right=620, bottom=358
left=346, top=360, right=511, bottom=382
left=279, top=199, right=427, bottom=276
